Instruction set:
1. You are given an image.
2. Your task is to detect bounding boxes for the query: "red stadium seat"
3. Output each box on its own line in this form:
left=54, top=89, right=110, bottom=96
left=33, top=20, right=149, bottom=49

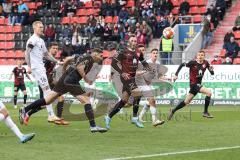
left=76, top=9, right=87, bottom=16
left=13, top=26, right=22, bottom=32
left=102, top=50, right=110, bottom=58
left=37, top=2, right=42, bottom=7
left=4, top=18, right=8, bottom=25
left=0, top=59, right=7, bottom=65
left=61, top=17, right=70, bottom=24
left=0, top=26, right=5, bottom=33
left=193, top=15, right=202, bottom=23
left=70, top=17, right=79, bottom=23
left=78, top=17, right=88, bottom=24
left=199, top=6, right=207, bottom=14
left=0, top=42, right=5, bottom=49
left=86, top=9, right=98, bottom=15
left=233, top=58, right=240, bottom=64
left=5, top=42, right=15, bottom=49
left=234, top=31, right=240, bottom=39
left=85, top=1, right=93, bottom=8
left=113, top=16, right=119, bottom=23
left=219, top=49, right=226, bottom=57
left=197, top=0, right=207, bottom=6
left=0, top=51, right=6, bottom=58
left=27, top=2, right=37, bottom=9
left=5, top=26, right=13, bottom=33
left=126, top=1, right=135, bottom=7
left=105, top=16, right=113, bottom=23
left=172, top=7, right=179, bottom=15
left=189, top=7, right=199, bottom=14
left=171, top=0, right=179, bottom=7
left=0, top=34, right=5, bottom=40
left=15, top=50, right=25, bottom=58
left=6, top=50, right=15, bottom=58
left=6, top=34, right=14, bottom=41
left=0, top=18, right=4, bottom=25
left=8, top=59, right=16, bottom=65
left=187, top=0, right=196, bottom=6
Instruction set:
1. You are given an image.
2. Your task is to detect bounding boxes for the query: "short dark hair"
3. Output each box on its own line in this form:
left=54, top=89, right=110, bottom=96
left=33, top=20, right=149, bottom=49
left=49, top=42, right=58, bottom=49
left=138, top=44, right=145, bottom=48
left=199, top=50, right=205, bottom=54
left=151, top=48, right=158, bottom=53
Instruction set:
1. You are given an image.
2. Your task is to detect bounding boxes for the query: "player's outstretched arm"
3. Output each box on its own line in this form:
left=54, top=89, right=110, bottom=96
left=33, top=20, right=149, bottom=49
left=208, top=65, right=214, bottom=75
left=62, top=56, right=74, bottom=72
left=44, top=51, right=59, bottom=64
left=139, top=53, right=152, bottom=71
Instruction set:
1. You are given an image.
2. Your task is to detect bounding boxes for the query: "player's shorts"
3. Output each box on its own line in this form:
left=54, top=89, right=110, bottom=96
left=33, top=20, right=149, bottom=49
left=0, top=101, right=6, bottom=110
left=138, top=85, right=154, bottom=98
left=121, top=77, right=138, bottom=95
left=14, top=84, right=26, bottom=92
left=32, top=69, right=49, bottom=89
left=189, top=84, right=202, bottom=96
left=53, top=67, right=85, bottom=96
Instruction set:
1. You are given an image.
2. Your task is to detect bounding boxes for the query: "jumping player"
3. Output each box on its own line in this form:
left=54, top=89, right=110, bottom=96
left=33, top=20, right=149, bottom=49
left=9, top=60, right=32, bottom=109
left=20, top=48, right=107, bottom=133
left=0, top=101, right=35, bottom=143
left=168, top=50, right=214, bottom=120
left=104, top=35, right=151, bottom=129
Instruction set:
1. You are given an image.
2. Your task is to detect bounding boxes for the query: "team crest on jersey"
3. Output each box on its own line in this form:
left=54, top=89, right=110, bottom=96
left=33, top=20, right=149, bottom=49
left=133, top=58, right=137, bottom=64
left=202, top=64, right=206, bottom=68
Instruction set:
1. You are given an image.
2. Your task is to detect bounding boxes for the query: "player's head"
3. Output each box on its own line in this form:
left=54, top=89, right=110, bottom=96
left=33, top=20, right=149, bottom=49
left=91, top=48, right=104, bottom=64
left=128, top=35, right=137, bottom=49
left=32, top=21, right=44, bottom=36
left=197, top=50, right=205, bottom=62
left=17, top=59, right=22, bottom=67
left=138, top=44, right=145, bottom=55
left=151, top=49, right=158, bottom=61
left=49, top=42, right=58, bottom=56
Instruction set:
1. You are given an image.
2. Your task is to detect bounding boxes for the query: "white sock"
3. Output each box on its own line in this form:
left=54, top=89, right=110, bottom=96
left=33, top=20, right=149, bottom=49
left=0, top=113, right=4, bottom=121
left=90, top=96, right=94, bottom=106
left=139, top=103, right=149, bottom=119
left=2, top=115, right=23, bottom=139
left=44, top=89, right=55, bottom=117
left=150, top=106, right=157, bottom=122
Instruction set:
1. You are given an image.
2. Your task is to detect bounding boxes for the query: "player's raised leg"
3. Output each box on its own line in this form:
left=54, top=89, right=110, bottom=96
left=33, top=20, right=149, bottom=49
left=0, top=101, right=35, bottom=143
left=138, top=101, right=149, bottom=122
left=148, top=98, right=165, bottom=126
left=199, top=87, right=213, bottom=118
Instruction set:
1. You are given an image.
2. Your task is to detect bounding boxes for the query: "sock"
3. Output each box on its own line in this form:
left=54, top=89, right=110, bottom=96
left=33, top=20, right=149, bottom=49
left=172, top=101, right=186, bottom=113
left=57, top=101, right=64, bottom=118
left=204, top=96, right=211, bottom=113
left=109, top=99, right=126, bottom=118
left=14, top=95, right=17, bottom=105
left=3, top=116, right=23, bottom=139
left=89, top=96, right=94, bottom=106
left=132, top=97, right=141, bottom=117
left=24, top=95, right=27, bottom=104
left=150, top=106, right=157, bottom=122
left=39, top=86, right=44, bottom=99
left=43, top=89, right=55, bottom=117
left=139, top=103, right=149, bottom=119
left=25, top=98, right=46, bottom=113
left=28, top=105, right=43, bottom=117
left=84, top=104, right=96, bottom=127
left=0, top=113, right=4, bottom=121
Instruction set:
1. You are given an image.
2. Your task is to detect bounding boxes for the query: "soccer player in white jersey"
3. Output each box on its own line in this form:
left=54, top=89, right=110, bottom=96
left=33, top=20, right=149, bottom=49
left=137, top=48, right=166, bottom=126
left=0, top=101, right=35, bottom=143
left=24, top=21, right=61, bottom=122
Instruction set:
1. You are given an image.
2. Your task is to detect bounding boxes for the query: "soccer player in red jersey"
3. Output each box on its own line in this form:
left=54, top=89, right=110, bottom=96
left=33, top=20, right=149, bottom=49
left=168, top=50, right=214, bottom=120
left=9, top=60, right=32, bottom=109
left=104, top=35, right=151, bottom=129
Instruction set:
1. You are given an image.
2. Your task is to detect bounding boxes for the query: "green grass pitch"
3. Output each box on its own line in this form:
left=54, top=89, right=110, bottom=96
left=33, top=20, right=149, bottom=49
left=0, top=104, right=240, bottom=160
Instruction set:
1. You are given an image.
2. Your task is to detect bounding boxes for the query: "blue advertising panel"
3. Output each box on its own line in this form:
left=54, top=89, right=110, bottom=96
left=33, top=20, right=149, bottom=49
left=179, top=24, right=202, bottom=44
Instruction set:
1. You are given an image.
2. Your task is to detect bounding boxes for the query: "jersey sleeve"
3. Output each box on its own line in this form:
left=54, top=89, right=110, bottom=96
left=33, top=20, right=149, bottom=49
left=12, top=67, right=16, bottom=73
left=185, top=60, right=195, bottom=68
left=26, top=38, right=36, bottom=50
left=23, top=67, right=27, bottom=74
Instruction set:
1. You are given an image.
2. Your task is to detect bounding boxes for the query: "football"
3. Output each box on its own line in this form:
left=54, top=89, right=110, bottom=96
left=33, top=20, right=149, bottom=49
left=163, top=27, right=174, bottom=39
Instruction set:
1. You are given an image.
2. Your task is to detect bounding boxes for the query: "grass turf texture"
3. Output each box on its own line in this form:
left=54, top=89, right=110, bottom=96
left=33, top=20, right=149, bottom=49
left=0, top=104, right=239, bottom=160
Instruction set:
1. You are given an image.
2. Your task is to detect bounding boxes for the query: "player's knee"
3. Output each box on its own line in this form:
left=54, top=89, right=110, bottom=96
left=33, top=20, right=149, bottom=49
left=184, top=100, right=190, bottom=105
left=0, top=109, right=9, bottom=118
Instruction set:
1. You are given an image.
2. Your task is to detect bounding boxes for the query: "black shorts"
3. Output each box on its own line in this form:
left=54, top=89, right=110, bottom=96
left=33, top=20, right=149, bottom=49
left=189, top=84, right=202, bottom=96
left=121, top=77, right=138, bottom=95
left=53, top=67, right=85, bottom=96
left=14, top=84, right=26, bottom=92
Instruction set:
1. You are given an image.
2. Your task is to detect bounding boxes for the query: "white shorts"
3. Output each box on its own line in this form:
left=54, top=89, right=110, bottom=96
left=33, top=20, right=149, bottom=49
left=0, top=101, right=6, bottom=110
left=32, top=69, right=49, bottom=89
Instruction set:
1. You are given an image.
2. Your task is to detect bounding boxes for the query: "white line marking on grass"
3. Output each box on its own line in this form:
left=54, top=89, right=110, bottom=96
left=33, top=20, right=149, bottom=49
left=104, top=146, right=240, bottom=160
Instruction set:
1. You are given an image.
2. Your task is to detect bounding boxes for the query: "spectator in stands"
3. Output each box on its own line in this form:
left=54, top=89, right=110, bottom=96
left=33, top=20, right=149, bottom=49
left=8, top=7, right=20, bottom=26
left=18, top=0, right=29, bottom=13
left=118, top=6, right=129, bottom=23
left=148, top=13, right=157, bottom=38
left=94, top=22, right=104, bottom=38
left=85, top=15, right=97, bottom=35
left=2, top=2, right=12, bottom=17
left=28, top=10, right=40, bottom=25
left=109, top=0, right=120, bottom=16
left=233, top=12, right=240, bottom=31
left=206, top=5, right=219, bottom=29
left=225, top=0, right=232, bottom=8
left=103, top=23, right=113, bottom=41
left=62, top=25, right=73, bottom=39
left=61, top=38, right=75, bottom=59
left=202, top=15, right=213, bottom=49
left=161, top=0, right=173, bottom=16
left=59, top=1, right=67, bottom=17
left=137, top=30, right=147, bottom=45
left=222, top=57, right=233, bottom=64
left=142, top=20, right=153, bottom=46
left=179, top=0, right=190, bottom=16
left=155, top=16, right=169, bottom=38
left=45, top=24, right=56, bottom=46
left=224, top=30, right=235, bottom=44
left=19, top=9, right=29, bottom=25
left=153, top=0, right=161, bottom=15
left=98, top=16, right=105, bottom=26
left=223, top=36, right=239, bottom=60
left=211, top=55, right=222, bottom=65
left=160, top=35, right=174, bottom=64
left=127, top=6, right=139, bottom=25
left=100, top=0, right=109, bottom=16
left=66, top=0, right=77, bottom=17
left=216, top=0, right=226, bottom=20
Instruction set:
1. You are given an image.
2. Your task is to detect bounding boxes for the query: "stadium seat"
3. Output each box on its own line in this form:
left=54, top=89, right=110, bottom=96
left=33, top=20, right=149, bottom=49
left=171, top=0, right=179, bottom=7
left=0, top=42, right=5, bottom=49
left=0, top=59, right=7, bottom=65
left=105, top=16, right=113, bottom=23
left=15, top=41, right=23, bottom=50
left=22, top=26, right=30, bottom=33
left=0, top=34, right=5, bottom=41
left=54, top=17, right=61, bottom=24
left=233, top=58, right=240, bottom=64
left=0, top=50, right=6, bottom=58
left=5, top=26, right=13, bottom=33
left=22, top=33, right=30, bottom=41
left=0, top=18, right=4, bottom=25
left=70, top=17, right=79, bottom=24
left=6, top=34, right=14, bottom=41
left=126, top=1, right=135, bottom=7
left=219, top=49, right=226, bottom=57
left=187, top=0, right=196, bottom=6
left=78, top=17, right=88, bottom=24
left=0, top=26, right=5, bottom=33
left=46, top=17, right=54, bottom=25
left=8, top=59, right=16, bottom=65
left=234, top=31, right=240, bottom=39
left=189, top=7, right=199, bottom=14
left=197, top=0, right=207, bottom=6
left=15, top=50, right=24, bottom=58
left=4, top=18, right=8, bottom=25
left=199, top=6, right=207, bottom=14
left=27, top=2, right=37, bottom=9
left=172, top=7, right=179, bottom=15
left=5, top=42, right=15, bottom=49
left=14, top=33, right=22, bottom=41
left=61, top=17, right=70, bottom=24
left=193, top=15, right=202, bottom=23
left=76, top=9, right=87, bottom=16
left=6, top=50, right=15, bottom=58
left=85, top=1, right=93, bottom=8
left=86, top=9, right=96, bottom=16
left=36, top=2, right=42, bottom=7
left=13, top=26, right=22, bottom=32
left=102, top=50, right=110, bottom=58
left=113, top=16, right=119, bottom=23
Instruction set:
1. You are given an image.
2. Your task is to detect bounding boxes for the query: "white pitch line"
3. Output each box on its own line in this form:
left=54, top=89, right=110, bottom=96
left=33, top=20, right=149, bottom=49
left=104, top=146, right=240, bottom=160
